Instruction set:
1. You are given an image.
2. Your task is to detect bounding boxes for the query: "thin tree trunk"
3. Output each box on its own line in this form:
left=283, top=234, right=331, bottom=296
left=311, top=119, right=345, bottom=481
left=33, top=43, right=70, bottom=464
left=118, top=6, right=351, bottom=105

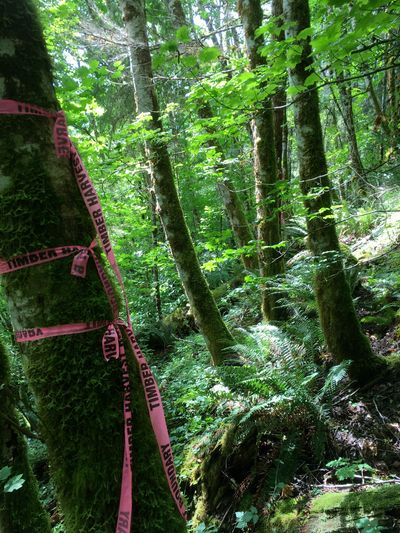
left=367, top=75, right=392, bottom=136
left=196, top=102, right=259, bottom=270
left=120, top=0, right=237, bottom=365
left=166, top=0, right=258, bottom=271
left=238, top=0, right=287, bottom=321
left=332, top=75, right=366, bottom=188
left=150, top=188, right=163, bottom=320
left=0, top=342, right=51, bottom=533
left=283, top=0, right=386, bottom=383
left=271, top=0, right=288, bottom=183
left=385, top=31, right=400, bottom=148
left=0, top=1, right=185, bottom=531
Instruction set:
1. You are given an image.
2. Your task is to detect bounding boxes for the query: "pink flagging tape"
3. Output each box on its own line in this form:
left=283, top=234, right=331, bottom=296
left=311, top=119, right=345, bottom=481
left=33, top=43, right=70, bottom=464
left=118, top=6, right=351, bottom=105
left=0, top=99, right=69, bottom=157
left=15, top=321, right=108, bottom=342
left=69, top=144, right=131, bottom=327
left=0, top=245, right=83, bottom=274
left=0, top=242, right=120, bottom=321
left=14, top=318, right=187, bottom=524
left=0, top=99, right=187, bottom=530
left=122, top=324, right=186, bottom=515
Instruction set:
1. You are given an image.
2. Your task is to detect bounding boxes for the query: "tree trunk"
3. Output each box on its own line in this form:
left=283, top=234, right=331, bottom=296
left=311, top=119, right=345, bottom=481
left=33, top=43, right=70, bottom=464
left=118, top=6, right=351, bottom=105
left=282, top=0, right=386, bottom=383
left=167, top=0, right=186, bottom=28
left=0, top=1, right=185, bottom=531
left=150, top=188, right=163, bottom=320
left=0, top=342, right=51, bottom=533
left=238, top=0, right=287, bottom=321
left=166, top=0, right=258, bottom=271
left=332, top=75, right=366, bottom=188
left=385, top=31, right=400, bottom=149
left=367, top=75, right=392, bottom=137
left=271, top=0, right=288, bottom=183
left=196, top=102, right=259, bottom=271
left=120, top=0, right=237, bottom=365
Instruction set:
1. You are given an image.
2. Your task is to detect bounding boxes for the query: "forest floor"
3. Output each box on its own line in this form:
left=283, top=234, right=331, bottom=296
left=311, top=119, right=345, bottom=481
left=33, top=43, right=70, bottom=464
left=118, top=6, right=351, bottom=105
left=277, top=226, right=400, bottom=532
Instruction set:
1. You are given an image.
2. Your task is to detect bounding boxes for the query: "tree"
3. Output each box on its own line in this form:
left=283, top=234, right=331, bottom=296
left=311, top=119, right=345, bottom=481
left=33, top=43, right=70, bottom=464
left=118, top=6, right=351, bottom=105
left=0, top=341, right=51, bottom=533
left=271, top=0, right=289, bottom=185
left=119, top=0, right=238, bottom=365
left=0, top=1, right=185, bottom=531
left=282, top=0, right=386, bottom=383
left=166, top=0, right=258, bottom=271
left=238, top=0, right=287, bottom=321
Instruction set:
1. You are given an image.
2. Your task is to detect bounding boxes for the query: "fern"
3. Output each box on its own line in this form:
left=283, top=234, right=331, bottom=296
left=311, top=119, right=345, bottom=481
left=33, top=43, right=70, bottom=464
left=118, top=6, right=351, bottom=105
left=212, top=323, right=350, bottom=508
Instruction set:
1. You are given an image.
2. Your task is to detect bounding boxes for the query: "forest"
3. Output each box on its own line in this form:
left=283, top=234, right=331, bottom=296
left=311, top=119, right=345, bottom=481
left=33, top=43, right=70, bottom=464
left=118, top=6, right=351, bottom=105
left=0, top=0, right=399, bottom=531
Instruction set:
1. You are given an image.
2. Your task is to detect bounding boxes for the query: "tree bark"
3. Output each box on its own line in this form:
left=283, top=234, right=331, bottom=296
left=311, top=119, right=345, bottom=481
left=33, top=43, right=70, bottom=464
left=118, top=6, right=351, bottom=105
left=283, top=0, right=386, bottom=383
left=330, top=74, right=366, bottom=189
left=238, top=0, right=287, bottom=321
left=0, top=1, right=184, bottom=531
left=0, top=342, right=51, bottom=533
left=120, top=0, right=238, bottom=365
left=271, top=0, right=289, bottom=184
left=167, top=0, right=187, bottom=29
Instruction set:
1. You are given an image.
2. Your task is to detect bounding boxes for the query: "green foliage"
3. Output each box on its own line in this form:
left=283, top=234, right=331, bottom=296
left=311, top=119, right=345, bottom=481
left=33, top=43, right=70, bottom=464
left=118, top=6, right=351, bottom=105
left=4, top=0, right=400, bottom=528
left=4, top=474, right=26, bottom=493
left=326, top=457, right=375, bottom=481
left=193, top=522, right=219, bottom=533
left=235, top=506, right=259, bottom=529
left=356, top=517, right=384, bottom=533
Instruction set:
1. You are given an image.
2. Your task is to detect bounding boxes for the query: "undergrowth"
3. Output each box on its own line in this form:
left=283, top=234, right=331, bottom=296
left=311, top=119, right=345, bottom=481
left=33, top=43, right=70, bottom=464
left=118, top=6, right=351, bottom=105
left=153, top=320, right=350, bottom=530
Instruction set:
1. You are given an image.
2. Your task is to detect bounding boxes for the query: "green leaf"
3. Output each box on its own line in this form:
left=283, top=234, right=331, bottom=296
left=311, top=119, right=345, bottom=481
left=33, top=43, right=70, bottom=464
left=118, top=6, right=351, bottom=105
left=199, top=47, right=220, bottom=63
left=63, top=77, right=78, bottom=91
left=176, top=25, right=190, bottom=42
left=327, top=0, right=348, bottom=5
left=304, top=73, right=320, bottom=87
left=181, top=55, right=197, bottom=68
left=0, top=466, right=12, bottom=482
left=297, top=27, right=313, bottom=39
left=161, top=40, right=178, bottom=53
left=287, top=85, right=305, bottom=96
left=4, top=474, right=25, bottom=493
left=88, top=59, right=99, bottom=70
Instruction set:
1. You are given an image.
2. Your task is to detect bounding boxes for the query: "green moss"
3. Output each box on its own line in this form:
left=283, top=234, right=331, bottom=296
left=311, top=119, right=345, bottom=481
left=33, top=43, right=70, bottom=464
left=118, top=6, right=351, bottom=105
left=0, top=342, right=51, bottom=533
left=361, top=309, right=396, bottom=329
left=310, top=485, right=400, bottom=514
left=258, top=498, right=304, bottom=532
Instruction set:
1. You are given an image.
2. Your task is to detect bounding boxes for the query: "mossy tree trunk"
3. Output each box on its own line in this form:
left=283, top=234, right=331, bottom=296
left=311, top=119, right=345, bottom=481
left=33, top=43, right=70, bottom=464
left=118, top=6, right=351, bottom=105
left=282, top=0, right=386, bottom=383
left=238, top=0, right=287, bottom=321
left=120, top=0, right=238, bottom=365
left=272, top=0, right=289, bottom=184
left=0, top=341, right=51, bottom=533
left=386, top=34, right=400, bottom=147
left=0, top=1, right=184, bottom=531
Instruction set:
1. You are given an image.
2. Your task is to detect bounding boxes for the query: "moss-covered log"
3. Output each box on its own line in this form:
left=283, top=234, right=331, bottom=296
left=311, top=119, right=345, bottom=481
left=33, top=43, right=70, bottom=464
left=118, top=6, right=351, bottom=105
left=283, top=0, right=386, bottom=383
left=0, top=341, right=51, bottom=533
left=0, top=1, right=184, bottom=531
